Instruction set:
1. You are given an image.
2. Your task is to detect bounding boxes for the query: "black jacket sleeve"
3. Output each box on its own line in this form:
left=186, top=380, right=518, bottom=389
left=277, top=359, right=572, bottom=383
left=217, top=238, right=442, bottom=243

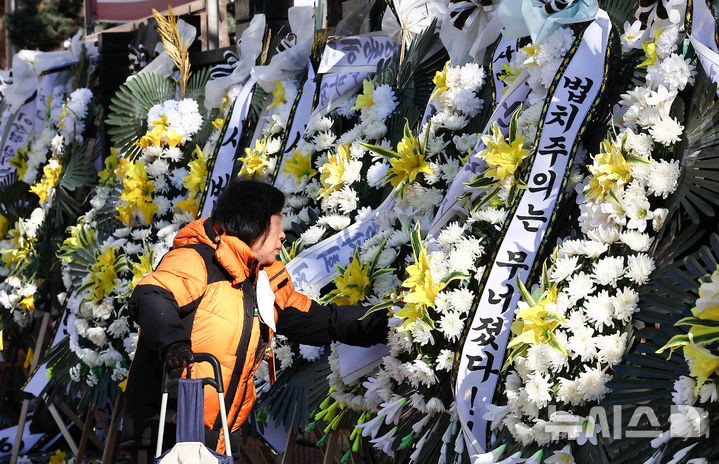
left=275, top=300, right=388, bottom=347
left=128, top=284, right=193, bottom=357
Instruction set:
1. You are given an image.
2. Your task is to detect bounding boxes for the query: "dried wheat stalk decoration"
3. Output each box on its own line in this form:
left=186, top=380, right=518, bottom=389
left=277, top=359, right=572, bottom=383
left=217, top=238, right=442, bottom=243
left=153, top=6, right=192, bottom=98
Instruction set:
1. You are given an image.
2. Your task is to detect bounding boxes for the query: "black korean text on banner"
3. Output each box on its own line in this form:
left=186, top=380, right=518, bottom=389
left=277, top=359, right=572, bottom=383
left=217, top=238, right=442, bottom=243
left=312, top=35, right=397, bottom=121
left=0, top=95, right=37, bottom=184
left=317, top=35, right=396, bottom=74
left=453, top=11, right=611, bottom=454
left=198, top=78, right=256, bottom=218
left=272, top=64, right=317, bottom=184
left=687, top=0, right=719, bottom=94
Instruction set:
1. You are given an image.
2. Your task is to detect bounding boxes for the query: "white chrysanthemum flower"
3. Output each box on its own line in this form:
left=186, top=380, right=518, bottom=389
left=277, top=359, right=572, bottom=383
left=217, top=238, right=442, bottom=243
left=525, top=372, right=553, bottom=408
left=306, top=116, right=333, bottom=135
left=436, top=349, right=454, bottom=371
left=549, top=256, right=580, bottom=283
left=410, top=320, right=434, bottom=346
left=647, top=159, right=681, bottom=198
left=596, top=333, right=627, bottom=365
left=107, top=316, right=130, bottom=338
left=312, top=131, right=336, bottom=151
left=86, top=327, right=108, bottom=347
left=566, top=272, right=596, bottom=302
left=453, top=133, right=477, bottom=154
left=626, top=253, right=655, bottom=284
left=274, top=344, right=293, bottom=369
left=583, top=290, right=615, bottom=330
left=299, top=344, right=324, bottom=362
left=619, top=230, right=653, bottom=252
left=438, top=311, right=464, bottom=342
left=660, top=54, right=695, bottom=91
left=577, top=365, right=611, bottom=402
left=437, top=222, right=464, bottom=247
left=612, top=287, right=639, bottom=322
left=649, top=116, right=683, bottom=146
left=567, top=326, right=598, bottom=362
left=592, top=256, right=625, bottom=286
left=425, top=397, right=446, bottom=414
left=300, top=225, right=327, bottom=245
left=362, top=120, right=388, bottom=140
left=318, top=214, right=351, bottom=231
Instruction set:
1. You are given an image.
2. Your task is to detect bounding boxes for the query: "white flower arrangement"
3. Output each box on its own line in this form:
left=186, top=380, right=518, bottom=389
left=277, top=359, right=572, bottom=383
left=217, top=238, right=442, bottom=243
left=56, top=96, right=211, bottom=388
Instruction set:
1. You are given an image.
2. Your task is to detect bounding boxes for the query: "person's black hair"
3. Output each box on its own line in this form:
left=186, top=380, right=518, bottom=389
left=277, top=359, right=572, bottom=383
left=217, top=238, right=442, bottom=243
left=212, top=178, right=285, bottom=246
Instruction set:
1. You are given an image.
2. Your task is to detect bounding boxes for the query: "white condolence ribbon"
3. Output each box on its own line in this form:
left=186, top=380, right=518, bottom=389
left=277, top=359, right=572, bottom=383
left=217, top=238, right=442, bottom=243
left=0, top=95, right=36, bottom=185
left=688, top=0, right=719, bottom=95
left=453, top=10, right=611, bottom=454
left=198, top=77, right=256, bottom=218
left=272, top=63, right=317, bottom=183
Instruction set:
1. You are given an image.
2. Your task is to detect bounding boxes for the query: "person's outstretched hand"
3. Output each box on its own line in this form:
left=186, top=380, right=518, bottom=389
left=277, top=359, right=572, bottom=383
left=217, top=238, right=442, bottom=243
left=163, top=341, right=194, bottom=371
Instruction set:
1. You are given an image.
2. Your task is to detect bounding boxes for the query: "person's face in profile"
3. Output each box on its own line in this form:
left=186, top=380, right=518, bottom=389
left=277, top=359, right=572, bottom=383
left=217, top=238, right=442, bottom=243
left=250, top=213, right=285, bottom=265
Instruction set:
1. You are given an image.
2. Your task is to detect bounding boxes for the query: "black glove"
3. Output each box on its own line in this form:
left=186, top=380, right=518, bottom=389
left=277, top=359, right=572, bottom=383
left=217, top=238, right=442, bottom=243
left=163, top=341, right=194, bottom=371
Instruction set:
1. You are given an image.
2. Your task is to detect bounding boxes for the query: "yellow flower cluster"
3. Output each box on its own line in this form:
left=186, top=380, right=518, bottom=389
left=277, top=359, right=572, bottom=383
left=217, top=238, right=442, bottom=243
left=116, top=161, right=158, bottom=226
left=351, top=80, right=374, bottom=111
left=89, top=246, right=119, bottom=303
left=175, top=147, right=208, bottom=217
left=388, top=134, right=433, bottom=188
left=238, top=139, right=271, bottom=180
left=395, top=240, right=446, bottom=329
left=318, top=144, right=352, bottom=198
left=29, top=159, right=63, bottom=204
left=281, top=148, right=317, bottom=184
left=0, top=223, right=32, bottom=269
left=429, top=61, right=450, bottom=101
left=98, top=147, right=132, bottom=184
left=508, top=283, right=566, bottom=352
left=584, top=138, right=632, bottom=202
left=268, top=81, right=287, bottom=109
left=479, top=122, right=530, bottom=182
left=130, top=251, right=154, bottom=290
left=10, top=144, right=28, bottom=179
left=137, top=115, right=183, bottom=149
left=330, top=254, right=371, bottom=305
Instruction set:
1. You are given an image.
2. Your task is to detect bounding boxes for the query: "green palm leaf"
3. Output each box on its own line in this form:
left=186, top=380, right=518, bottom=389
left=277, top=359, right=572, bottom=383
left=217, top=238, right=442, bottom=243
left=0, top=176, right=36, bottom=222
left=105, top=72, right=175, bottom=159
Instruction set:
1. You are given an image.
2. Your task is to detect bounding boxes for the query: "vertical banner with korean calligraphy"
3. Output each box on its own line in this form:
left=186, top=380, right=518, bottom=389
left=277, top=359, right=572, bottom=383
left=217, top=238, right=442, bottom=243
left=272, top=64, right=317, bottom=183
left=688, top=0, right=719, bottom=94
left=198, top=78, right=256, bottom=218
left=454, top=11, right=611, bottom=454
left=34, top=61, right=77, bottom=134
left=0, top=95, right=37, bottom=185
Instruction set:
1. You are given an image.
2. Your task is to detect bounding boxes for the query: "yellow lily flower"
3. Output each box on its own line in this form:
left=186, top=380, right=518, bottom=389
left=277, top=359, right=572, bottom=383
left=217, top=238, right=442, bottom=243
left=281, top=148, right=317, bottom=183
left=130, top=252, right=154, bottom=290
left=388, top=134, right=434, bottom=188
left=584, top=138, right=632, bottom=202
left=19, top=295, right=35, bottom=312
left=638, top=29, right=662, bottom=68
left=10, top=146, right=28, bottom=179
left=684, top=342, right=719, bottom=390
left=268, top=81, right=286, bottom=109
left=332, top=255, right=371, bottom=305
left=238, top=141, right=270, bottom=179
left=116, top=161, right=157, bottom=226
left=351, top=79, right=374, bottom=111
left=430, top=61, right=450, bottom=101
left=174, top=197, right=200, bottom=217
left=99, top=147, right=121, bottom=184
left=89, top=246, right=118, bottom=302
left=479, top=123, right=530, bottom=182
left=508, top=284, right=566, bottom=351
left=397, top=242, right=445, bottom=327
left=137, top=125, right=164, bottom=149
left=166, top=129, right=184, bottom=148
left=29, top=159, right=63, bottom=204
left=318, top=145, right=352, bottom=198
left=184, top=148, right=209, bottom=195
left=49, top=449, right=66, bottom=464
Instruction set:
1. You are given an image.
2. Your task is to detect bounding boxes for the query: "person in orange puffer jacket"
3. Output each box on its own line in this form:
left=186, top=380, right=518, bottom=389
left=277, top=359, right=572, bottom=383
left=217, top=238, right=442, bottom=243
left=121, top=179, right=388, bottom=458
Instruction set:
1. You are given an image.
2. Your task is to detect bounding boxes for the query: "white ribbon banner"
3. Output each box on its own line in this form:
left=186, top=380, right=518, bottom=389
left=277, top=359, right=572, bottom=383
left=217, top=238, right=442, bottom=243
left=689, top=0, right=719, bottom=95
left=199, top=77, right=256, bottom=218
left=317, top=35, right=396, bottom=74
left=0, top=422, right=46, bottom=458
left=34, top=64, right=76, bottom=133
left=491, top=37, right=519, bottom=100
left=273, top=65, right=317, bottom=183
left=0, top=97, right=36, bottom=184
left=455, top=11, right=611, bottom=453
